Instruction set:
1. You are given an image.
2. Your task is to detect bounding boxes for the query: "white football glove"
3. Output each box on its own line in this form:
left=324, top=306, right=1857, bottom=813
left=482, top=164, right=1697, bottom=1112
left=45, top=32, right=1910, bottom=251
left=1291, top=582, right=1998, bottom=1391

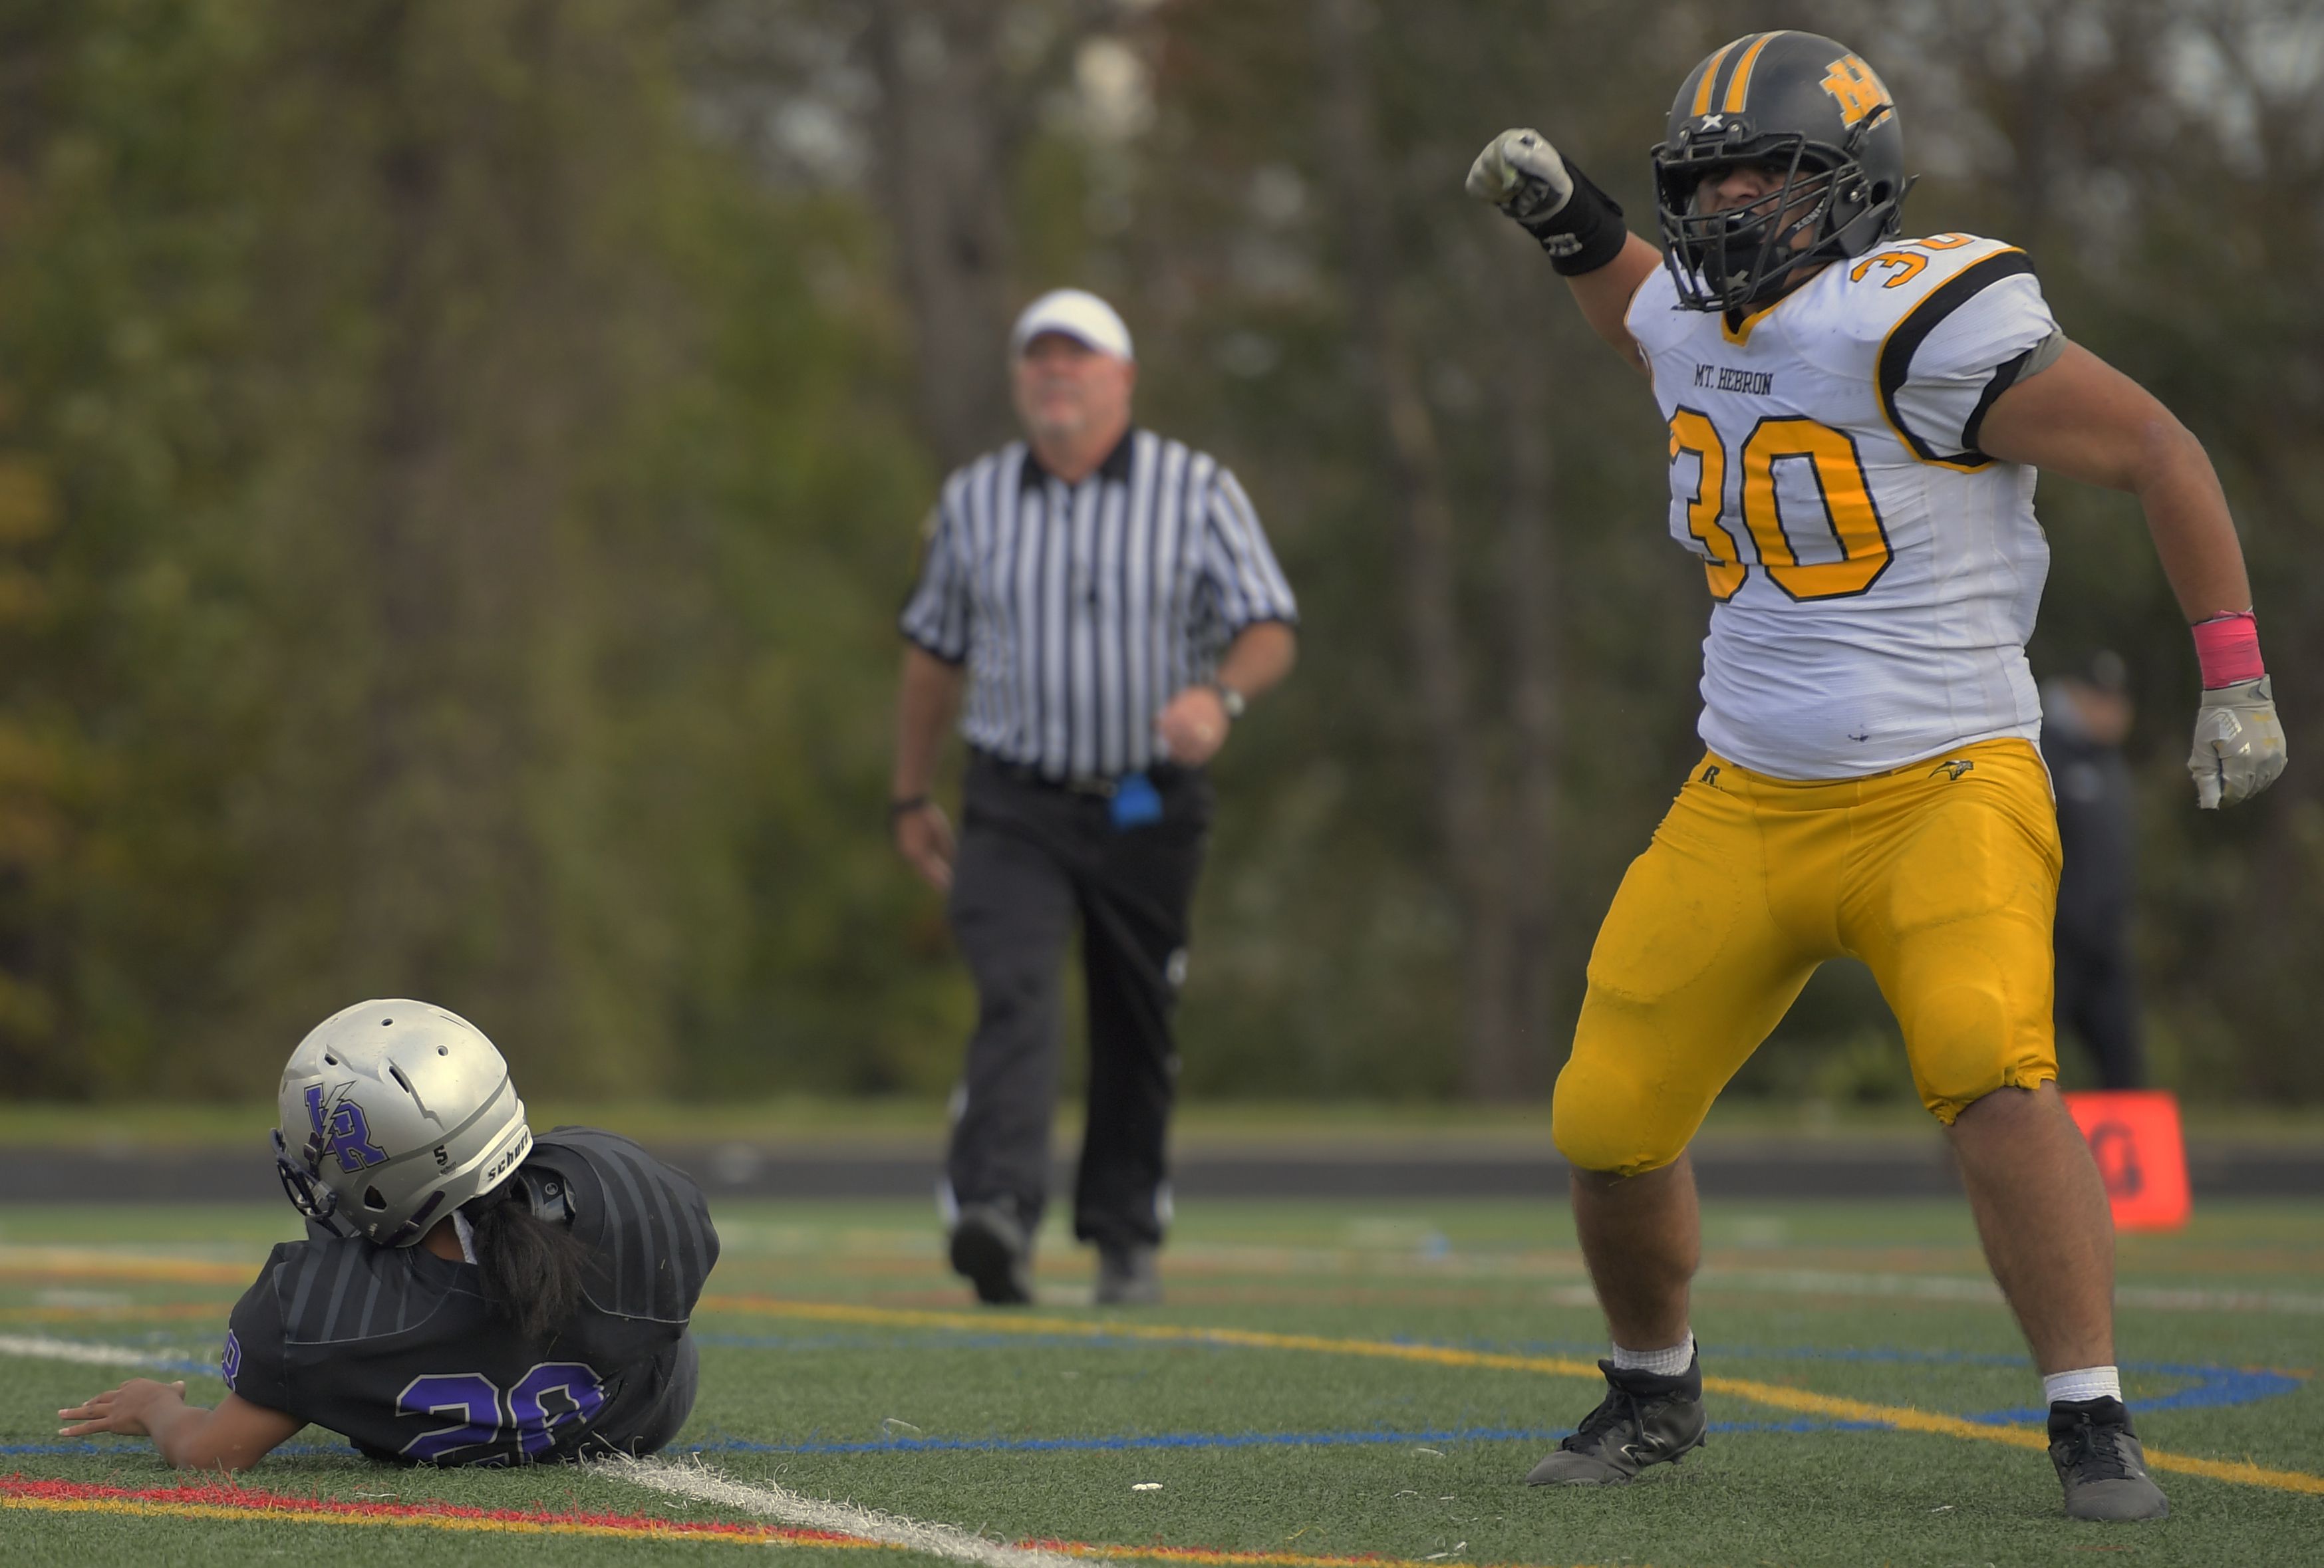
left=1464, top=128, right=1575, bottom=227
left=2186, top=676, right=2286, bottom=809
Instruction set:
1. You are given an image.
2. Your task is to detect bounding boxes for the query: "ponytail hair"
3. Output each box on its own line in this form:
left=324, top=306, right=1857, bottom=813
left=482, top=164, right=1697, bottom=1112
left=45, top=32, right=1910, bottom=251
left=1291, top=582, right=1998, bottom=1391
left=467, top=1176, right=590, bottom=1344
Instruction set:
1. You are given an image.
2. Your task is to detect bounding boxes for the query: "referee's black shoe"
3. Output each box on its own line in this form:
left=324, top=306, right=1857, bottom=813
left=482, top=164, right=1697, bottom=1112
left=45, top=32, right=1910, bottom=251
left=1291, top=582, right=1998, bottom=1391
left=2049, top=1397, right=2169, bottom=1520
left=948, top=1204, right=1034, bottom=1306
left=1525, top=1354, right=1707, bottom=1485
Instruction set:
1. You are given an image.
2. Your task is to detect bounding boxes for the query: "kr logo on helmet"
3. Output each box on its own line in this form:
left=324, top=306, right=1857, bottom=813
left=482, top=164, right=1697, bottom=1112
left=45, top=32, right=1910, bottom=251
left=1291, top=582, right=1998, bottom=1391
left=305, top=1083, right=390, bottom=1174
left=1820, top=55, right=1888, bottom=127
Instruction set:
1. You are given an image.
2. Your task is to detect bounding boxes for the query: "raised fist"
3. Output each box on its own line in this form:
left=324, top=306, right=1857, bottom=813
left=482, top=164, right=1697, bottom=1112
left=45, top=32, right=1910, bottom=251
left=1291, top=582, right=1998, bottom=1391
left=1465, top=128, right=1575, bottom=227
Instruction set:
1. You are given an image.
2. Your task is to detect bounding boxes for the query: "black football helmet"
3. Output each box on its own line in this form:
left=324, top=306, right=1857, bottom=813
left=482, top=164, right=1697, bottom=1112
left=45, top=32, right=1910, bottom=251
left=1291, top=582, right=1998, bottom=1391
left=1652, top=31, right=1911, bottom=313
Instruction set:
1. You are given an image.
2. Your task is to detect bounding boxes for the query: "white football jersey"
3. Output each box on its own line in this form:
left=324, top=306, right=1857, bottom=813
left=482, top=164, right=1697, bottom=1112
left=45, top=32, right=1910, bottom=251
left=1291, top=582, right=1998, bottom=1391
left=1626, top=233, right=2061, bottom=779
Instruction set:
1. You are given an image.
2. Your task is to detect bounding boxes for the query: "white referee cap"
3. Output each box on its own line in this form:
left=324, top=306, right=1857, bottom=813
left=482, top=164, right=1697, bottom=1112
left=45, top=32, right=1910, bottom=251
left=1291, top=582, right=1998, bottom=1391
left=1010, top=289, right=1135, bottom=362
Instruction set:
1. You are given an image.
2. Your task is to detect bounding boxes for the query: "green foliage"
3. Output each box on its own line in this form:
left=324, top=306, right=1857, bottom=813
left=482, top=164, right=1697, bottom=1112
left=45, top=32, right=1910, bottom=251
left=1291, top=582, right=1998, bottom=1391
left=0, top=0, right=2314, bottom=1103
left=0, top=0, right=962, bottom=1098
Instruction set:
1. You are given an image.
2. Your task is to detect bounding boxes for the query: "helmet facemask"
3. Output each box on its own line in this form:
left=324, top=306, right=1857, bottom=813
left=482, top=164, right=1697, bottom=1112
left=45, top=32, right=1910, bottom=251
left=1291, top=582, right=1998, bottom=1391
left=271, top=1126, right=457, bottom=1246
left=1650, top=32, right=1914, bottom=312
left=1658, top=130, right=1889, bottom=313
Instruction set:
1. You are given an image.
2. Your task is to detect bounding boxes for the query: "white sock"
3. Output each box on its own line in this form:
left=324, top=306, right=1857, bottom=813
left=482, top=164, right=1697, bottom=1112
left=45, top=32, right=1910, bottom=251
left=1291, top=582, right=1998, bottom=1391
left=2042, top=1366, right=2122, bottom=1406
left=1609, top=1334, right=1695, bottom=1376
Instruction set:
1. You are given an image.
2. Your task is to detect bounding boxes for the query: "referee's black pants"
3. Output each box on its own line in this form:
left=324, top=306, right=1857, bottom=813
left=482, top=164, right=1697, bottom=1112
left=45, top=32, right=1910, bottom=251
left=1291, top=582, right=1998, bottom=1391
left=2054, top=925, right=2146, bottom=1091
left=944, top=753, right=1212, bottom=1253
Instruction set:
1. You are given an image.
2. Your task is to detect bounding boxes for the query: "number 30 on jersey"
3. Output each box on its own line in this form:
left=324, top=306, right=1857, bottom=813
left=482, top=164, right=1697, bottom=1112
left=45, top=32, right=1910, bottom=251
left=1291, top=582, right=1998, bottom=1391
left=1668, top=410, right=1893, bottom=602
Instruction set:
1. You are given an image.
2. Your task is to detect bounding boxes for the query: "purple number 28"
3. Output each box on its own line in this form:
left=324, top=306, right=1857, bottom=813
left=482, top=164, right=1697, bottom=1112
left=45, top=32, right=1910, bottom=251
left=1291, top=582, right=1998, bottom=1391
left=396, top=1373, right=501, bottom=1463
left=396, top=1363, right=607, bottom=1463
left=511, top=1362, right=609, bottom=1456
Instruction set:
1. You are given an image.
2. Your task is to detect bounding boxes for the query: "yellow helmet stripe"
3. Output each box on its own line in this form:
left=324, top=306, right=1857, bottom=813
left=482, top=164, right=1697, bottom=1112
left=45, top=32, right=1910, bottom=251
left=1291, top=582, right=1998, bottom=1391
left=1722, top=31, right=1787, bottom=113
left=1691, top=37, right=1745, bottom=117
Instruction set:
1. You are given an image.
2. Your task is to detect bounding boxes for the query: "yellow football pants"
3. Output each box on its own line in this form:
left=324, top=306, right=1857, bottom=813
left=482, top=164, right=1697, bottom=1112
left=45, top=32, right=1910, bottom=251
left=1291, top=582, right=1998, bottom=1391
left=1554, top=737, right=2063, bottom=1176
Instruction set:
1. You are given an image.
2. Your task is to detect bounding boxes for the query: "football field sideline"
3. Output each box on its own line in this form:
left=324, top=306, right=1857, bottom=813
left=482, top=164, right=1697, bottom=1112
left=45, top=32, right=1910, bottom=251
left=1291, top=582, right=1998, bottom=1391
left=5, top=1196, right=2320, bottom=1568
left=694, top=1295, right=2324, bottom=1498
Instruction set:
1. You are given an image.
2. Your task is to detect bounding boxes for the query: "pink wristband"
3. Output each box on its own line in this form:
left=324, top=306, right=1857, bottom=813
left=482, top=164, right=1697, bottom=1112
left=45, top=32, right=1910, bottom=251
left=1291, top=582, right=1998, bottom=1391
left=2192, top=611, right=2263, bottom=688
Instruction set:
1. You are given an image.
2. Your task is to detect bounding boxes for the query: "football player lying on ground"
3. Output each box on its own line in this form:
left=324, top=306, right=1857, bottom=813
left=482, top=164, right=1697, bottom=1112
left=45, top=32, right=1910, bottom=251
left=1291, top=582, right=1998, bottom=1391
left=58, top=999, right=718, bottom=1470
left=1465, top=30, right=2284, bottom=1523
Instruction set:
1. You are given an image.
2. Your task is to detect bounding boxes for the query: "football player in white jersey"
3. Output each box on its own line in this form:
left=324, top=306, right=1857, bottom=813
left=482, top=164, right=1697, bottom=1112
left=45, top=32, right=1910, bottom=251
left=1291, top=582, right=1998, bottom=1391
left=1465, top=29, right=2285, bottom=1522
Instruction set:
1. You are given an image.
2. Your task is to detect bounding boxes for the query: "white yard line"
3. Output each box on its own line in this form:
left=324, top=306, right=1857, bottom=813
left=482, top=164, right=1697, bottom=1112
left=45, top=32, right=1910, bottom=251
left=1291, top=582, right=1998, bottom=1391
left=0, top=1333, right=198, bottom=1369
left=2115, top=1283, right=2324, bottom=1316
left=617, top=1456, right=1082, bottom=1567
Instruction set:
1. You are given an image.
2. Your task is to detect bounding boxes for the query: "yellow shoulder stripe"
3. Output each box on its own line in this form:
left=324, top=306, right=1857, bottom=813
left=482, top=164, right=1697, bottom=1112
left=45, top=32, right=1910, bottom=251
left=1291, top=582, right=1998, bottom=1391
left=1874, top=245, right=2031, bottom=472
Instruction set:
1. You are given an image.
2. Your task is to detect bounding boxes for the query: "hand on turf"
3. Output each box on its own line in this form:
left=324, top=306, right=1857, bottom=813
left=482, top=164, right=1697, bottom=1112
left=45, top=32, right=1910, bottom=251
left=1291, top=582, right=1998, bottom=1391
left=2186, top=676, right=2286, bottom=809
left=1154, top=686, right=1230, bottom=768
left=893, top=801, right=956, bottom=892
left=1465, top=128, right=1575, bottom=227
left=59, top=1377, right=186, bottom=1438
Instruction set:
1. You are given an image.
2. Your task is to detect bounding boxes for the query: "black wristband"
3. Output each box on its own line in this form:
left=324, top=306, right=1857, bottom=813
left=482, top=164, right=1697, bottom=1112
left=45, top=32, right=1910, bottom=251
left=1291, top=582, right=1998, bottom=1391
left=887, top=794, right=931, bottom=820
left=1521, top=154, right=1629, bottom=277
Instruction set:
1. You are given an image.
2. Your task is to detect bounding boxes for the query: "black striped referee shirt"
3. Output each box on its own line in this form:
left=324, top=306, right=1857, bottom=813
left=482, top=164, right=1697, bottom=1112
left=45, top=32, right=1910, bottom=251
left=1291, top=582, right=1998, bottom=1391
left=899, top=426, right=1298, bottom=780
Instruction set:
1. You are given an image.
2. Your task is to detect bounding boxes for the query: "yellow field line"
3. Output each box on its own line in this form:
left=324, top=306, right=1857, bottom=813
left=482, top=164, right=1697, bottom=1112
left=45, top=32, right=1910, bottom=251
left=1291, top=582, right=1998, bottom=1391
left=700, top=1295, right=2324, bottom=1497
left=0, top=1301, right=231, bottom=1324
left=0, top=1249, right=255, bottom=1285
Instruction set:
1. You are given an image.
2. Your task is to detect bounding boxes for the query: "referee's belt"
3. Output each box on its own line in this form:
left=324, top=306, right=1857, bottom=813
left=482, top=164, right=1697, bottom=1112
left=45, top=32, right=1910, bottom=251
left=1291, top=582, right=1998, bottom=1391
left=970, top=750, right=1187, bottom=799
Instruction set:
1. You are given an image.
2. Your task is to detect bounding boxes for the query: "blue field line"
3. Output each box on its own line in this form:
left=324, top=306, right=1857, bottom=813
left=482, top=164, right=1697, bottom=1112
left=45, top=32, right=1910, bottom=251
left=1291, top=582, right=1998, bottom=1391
left=692, top=1330, right=1236, bottom=1355
left=694, top=1326, right=2287, bottom=1387
left=2, top=1337, right=2295, bottom=1466
left=681, top=1424, right=1570, bottom=1456
left=0, top=1424, right=1842, bottom=1462
left=676, top=1418, right=1891, bottom=1460
left=0, top=1392, right=2270, bottom=1465
left=692, top=1329, right=2300, bottom=1421
left=138, top=1355, right=219, bottom=1379
left=1963, top=1365, right=2302, bottom=1425
left=691, top=1329, right=2040, bottom=1363
left=1501, top=1339, right=2305, bottom=1421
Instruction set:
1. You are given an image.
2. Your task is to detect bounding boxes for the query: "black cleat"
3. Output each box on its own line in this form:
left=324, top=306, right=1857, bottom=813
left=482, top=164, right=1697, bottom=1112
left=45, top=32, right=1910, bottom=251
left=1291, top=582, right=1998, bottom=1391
left=2049, top=1397, right=2169, bottom=1521
left=1526, top=1354, right=1707, bottom=1485
left=948, top=1203, right=1034, bottom=1306
left=1094, top=1242, right=1161, bottom=1306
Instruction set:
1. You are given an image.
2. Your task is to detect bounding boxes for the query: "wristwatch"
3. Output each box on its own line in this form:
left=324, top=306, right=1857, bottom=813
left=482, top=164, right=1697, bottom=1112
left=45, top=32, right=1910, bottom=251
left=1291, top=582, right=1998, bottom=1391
left=1208, top=681, right=1246, bottom=720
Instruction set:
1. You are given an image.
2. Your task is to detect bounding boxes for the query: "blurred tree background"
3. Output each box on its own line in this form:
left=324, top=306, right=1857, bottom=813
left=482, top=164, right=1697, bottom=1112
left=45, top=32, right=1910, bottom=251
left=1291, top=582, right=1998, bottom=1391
left=0, top=0, right=2313, bottom=1105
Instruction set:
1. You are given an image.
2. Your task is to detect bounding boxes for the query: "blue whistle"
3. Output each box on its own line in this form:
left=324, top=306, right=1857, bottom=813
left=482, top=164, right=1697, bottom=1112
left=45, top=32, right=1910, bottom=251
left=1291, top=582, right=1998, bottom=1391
left=1109, top=772, right=1163, bottom=831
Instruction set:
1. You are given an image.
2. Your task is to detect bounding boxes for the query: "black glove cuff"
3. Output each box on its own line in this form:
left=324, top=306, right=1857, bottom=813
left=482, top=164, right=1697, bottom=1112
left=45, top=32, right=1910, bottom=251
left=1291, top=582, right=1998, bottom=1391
left=1521, top=154, right=1629, bottom=277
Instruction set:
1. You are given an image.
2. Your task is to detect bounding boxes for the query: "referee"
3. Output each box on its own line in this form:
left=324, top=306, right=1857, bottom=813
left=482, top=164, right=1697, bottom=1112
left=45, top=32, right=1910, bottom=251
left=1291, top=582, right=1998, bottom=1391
left=891, top=288, right=1297, bottom=1307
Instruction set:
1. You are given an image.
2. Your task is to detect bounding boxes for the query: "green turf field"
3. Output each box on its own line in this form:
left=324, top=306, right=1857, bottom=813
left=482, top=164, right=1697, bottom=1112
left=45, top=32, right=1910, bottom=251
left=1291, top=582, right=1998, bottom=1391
left=2, top=1198, right=2318, bottom=1567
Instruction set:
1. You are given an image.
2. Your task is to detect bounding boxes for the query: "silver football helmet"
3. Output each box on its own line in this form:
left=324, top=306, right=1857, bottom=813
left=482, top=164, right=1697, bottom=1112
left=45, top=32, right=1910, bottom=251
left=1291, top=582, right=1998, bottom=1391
left=273, top=999, right=533, bottom=1247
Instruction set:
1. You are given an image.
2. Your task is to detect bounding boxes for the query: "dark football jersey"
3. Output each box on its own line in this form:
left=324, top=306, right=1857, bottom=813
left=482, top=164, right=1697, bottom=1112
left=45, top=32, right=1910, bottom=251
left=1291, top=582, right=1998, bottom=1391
left=221, top=1127, right=718, bottom=1465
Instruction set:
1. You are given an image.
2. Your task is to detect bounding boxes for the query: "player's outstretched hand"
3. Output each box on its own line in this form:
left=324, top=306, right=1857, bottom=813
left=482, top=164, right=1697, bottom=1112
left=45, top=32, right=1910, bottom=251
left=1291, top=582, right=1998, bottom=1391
left=2188, top=676, right=2286, bottom=809
left=1465, top=128, right=1575, bottom=227
left=59, top=1377, right=186, bottom=1438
